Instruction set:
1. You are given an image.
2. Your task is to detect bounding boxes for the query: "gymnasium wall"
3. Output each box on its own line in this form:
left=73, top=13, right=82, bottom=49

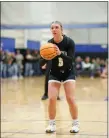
left=1, top=1, right=108, bottom=56
left=2, top=2, right=107, bottom=24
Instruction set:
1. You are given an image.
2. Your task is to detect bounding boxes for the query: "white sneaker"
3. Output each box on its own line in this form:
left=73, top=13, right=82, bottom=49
left=70, top=121, right=79, bottom=133
left=46, top=122, right=56, bottom=133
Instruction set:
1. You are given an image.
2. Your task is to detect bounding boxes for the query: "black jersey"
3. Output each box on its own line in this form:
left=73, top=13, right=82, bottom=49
left=48, top=35, right=75, bottom=74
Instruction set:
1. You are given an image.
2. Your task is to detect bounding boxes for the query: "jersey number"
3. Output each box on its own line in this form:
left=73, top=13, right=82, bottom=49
left=58, top=57, right=63, bottom=67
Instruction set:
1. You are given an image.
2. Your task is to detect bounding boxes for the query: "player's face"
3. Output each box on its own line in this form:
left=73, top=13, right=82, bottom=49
left=50, top=23, right=62, bottom=37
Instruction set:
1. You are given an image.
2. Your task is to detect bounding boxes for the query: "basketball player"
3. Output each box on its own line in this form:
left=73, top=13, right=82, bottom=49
left=40, top=59, right=61, bottom=100
left=45, top=21, right=79, bottom=133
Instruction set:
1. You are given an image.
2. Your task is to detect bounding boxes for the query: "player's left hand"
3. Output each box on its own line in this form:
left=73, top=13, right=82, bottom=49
left=54, top=45, right=61, bottom=56
left=42, top=64, right=47, bottom=69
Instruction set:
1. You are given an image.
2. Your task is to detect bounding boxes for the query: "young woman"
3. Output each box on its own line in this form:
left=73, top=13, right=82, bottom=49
left=46, top=21, right=79, bottom=133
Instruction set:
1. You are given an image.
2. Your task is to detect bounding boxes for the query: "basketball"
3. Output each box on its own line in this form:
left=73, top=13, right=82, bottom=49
left=40, top=43, right=57, bottom=60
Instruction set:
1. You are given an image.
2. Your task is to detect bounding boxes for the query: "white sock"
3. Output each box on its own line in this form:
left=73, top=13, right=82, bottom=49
left=73, top=119, right=79, bottom=124
left=49, top=119, right=55, bottom=125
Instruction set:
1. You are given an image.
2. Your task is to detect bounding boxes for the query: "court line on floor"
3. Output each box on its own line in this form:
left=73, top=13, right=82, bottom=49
left=1, top=120, right=107, bottom=137
left=1, top=131, right=107, bottom=137
left=1, top=121, right=107, bottom=137
left=1, top=119, right=107, bottom=123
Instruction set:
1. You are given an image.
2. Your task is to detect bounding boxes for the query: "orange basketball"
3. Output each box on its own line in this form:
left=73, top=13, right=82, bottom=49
left=40, top=43, right=57, bottom=60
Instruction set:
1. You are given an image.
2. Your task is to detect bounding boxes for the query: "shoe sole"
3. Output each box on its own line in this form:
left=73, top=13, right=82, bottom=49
left=46, top=130, right=55, bottom=133
left=70, top=130, right=79, bottom=133
left=41, top=98, right=48, bottom=100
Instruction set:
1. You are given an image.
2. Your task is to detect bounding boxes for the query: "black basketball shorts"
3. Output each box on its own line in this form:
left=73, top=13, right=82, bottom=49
left=48, top=69, right=76, bottom=84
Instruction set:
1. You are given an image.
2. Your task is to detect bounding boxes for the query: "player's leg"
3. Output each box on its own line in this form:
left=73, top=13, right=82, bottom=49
left=48, top=81, right=61, bottom=119
left=63, top=80, right=79, bottom=133
left=41, top=63, right=49, bottom=100
left=41, top=72, right=49, bottom=100
left=46, top=79, right=61, bottom=133
left=41, top=68, right=61, bottom=100
left=41, top=72, right=61, bottom=100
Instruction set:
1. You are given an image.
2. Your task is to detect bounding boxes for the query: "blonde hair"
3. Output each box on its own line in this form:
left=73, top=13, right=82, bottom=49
left=51, top=21, right=63, bottom=29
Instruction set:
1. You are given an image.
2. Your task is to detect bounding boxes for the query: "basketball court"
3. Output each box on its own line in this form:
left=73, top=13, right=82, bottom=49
left=1, top=76, right=107, bottom=138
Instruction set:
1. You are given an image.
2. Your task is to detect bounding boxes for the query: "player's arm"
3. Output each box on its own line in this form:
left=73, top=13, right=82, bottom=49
left=39, top=58, right=47, bottom=67
left=56, top=39, right=75, bottom=62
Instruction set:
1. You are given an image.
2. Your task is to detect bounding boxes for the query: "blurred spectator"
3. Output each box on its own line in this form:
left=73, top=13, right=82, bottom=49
left=95, top=58, right=101, bottom=70
left=81, top=56, right=92, bottom=77
left=32, top=50, right=42, bottom=76
left=25, top=50, right=34, bottom=76
left=90, top=58, right=96, bottom=70
left=94, top=57, right=101, bottom=76
left=90, top=58, right=101, bottom=78
left=75, top=56, right=83, bottom=76
left=100, top=59, right=106, bottom=73
left=15, top=50, right=24, bottom=78
left=1, top=50, right=11, bottom=78
left=101, top=61, right=107, bottom=78
left=7, top=52, right=18, bottom=79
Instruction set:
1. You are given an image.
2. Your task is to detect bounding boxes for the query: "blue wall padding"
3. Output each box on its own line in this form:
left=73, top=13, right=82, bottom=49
left=75, top=44, right=108, bottom=53
left=0, top=37, right=15, bottom=52
left=0, top=37, right=107, bottom=53
left=27, top=40, right=40, bottom=50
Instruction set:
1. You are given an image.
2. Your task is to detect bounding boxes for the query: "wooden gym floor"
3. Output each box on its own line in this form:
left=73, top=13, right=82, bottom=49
left=1, top=76, right=108, bottom=138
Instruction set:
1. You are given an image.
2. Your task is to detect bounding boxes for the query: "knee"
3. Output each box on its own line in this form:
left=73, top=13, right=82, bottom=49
left=66, top=96, right=75, bottom=104
left=49, top=95, right=57, bottom=103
